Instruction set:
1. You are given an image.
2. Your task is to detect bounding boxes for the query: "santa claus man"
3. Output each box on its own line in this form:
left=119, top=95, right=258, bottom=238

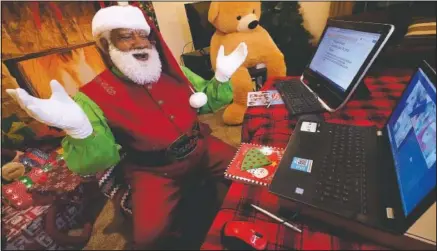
left=7, top=4, right=247, bottom=249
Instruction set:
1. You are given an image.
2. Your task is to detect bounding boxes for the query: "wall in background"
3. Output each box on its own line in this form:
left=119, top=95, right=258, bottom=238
left=153, top=1, right=331, bottom=63
left=153, top=2, right=193, bottom=64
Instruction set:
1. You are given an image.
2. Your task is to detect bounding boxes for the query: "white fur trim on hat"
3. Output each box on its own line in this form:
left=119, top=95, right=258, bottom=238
left=92, top=5, right=151, bottom=38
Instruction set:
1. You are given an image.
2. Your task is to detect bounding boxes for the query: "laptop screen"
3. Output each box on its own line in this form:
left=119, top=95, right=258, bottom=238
left=309, top=27, right=381, bottom=92
left=387, top=68, right=436, bottom=216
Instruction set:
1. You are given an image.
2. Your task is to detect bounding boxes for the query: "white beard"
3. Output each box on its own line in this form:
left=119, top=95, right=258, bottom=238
left=108, top=44, right=162, bottom=85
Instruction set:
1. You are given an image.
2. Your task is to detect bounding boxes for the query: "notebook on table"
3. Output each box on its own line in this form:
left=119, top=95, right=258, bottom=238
left=224, top=143, right=285, bottom=186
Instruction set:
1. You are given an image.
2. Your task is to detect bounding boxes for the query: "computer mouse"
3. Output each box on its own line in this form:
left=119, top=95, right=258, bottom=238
left=221, top=221, right=268, bottom=250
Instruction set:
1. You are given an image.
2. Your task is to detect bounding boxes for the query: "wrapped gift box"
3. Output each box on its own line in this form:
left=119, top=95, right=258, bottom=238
left=1, top=148, right=87, bottom=250
left=1, top=202, right=83, bottom=250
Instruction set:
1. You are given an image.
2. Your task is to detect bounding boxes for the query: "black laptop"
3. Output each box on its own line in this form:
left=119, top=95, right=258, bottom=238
left=270, top=60, right=436, bottom=234
left=275, top=19, right=394, bottom=115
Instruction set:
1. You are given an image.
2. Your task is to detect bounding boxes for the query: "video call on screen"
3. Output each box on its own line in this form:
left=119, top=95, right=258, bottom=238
left=387, top=68, right=436, bottom=215
left=309, top=27, right=381, bottom=92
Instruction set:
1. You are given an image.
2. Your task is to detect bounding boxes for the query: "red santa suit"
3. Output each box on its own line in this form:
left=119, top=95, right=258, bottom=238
left=5, top=5, right=243, bottom=248
left=76, top=11, right=236, bottom=248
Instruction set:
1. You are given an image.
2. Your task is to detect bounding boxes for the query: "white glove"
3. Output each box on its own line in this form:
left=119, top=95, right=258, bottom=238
left=215, top=42, right=248, bottom=83
left=6, top=80, right=93, bottom=139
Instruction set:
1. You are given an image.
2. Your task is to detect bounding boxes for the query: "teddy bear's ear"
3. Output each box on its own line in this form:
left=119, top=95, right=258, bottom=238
left=208, top=2, right=219, bottom=24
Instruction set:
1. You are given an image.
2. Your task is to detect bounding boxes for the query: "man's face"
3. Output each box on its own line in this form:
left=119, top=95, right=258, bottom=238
left=110, top=28, right=153, bottom=59
left=101, top=28, right=162, bottom=85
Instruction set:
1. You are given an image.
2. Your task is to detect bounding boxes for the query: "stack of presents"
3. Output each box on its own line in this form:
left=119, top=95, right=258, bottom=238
left=1, top=146, right=131, bottom=249
left=1, top=148, right=84, bottom=249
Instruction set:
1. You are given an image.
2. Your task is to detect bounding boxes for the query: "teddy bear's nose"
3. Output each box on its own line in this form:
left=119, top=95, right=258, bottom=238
left=248, top=20, right=259, bottom=29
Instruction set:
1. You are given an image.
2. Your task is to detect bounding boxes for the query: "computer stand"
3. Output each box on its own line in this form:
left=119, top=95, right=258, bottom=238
left=352, top=81, right=371, bottom=100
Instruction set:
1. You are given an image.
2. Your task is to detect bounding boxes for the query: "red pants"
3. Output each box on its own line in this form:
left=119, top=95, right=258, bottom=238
left=126, top=136, right=236, bottom=249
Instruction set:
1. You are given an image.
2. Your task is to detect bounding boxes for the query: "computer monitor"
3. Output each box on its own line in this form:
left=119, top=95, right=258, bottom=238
left=387, top=64, right=436, bottom=217
left=309, top=28, right=381, bottom=93
left=184, top=1, right=215, bottom=50
left=302, top=19, right=394, bottom=111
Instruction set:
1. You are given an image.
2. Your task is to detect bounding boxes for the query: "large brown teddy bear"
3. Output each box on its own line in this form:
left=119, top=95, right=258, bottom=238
left=208, top=1, right=286, bottom=125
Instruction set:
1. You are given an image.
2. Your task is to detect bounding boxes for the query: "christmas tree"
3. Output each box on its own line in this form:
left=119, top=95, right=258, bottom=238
left=260, top=2, right=313, bottom=76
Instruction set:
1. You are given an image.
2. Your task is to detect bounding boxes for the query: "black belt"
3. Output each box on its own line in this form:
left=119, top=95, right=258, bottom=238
left=126, top=122, right=202, bottom=167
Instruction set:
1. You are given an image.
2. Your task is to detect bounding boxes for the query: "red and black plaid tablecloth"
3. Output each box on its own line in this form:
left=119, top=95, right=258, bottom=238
left=201, top=183, right=390, bottom=250
left=241, top=70, right=412, bottom=148
left=201, top=69, right=412, bottom=250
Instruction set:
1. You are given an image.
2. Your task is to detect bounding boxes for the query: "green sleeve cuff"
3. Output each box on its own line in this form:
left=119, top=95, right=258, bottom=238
left=181, top=66, right=233, bottom=114
left=63, top=133, right=97, bottom=146
left=61, top=92, right=120, bottom=175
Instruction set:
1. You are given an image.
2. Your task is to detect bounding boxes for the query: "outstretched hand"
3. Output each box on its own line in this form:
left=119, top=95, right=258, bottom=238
left=6, top=80, right=93, bottom=139
left=215, top=42, right=248, bottom=82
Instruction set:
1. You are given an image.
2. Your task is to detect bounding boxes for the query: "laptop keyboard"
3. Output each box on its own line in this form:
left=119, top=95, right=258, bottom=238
left=275, top=80, right=325, bottom=115
left=315, top=124, right=369, bottom=214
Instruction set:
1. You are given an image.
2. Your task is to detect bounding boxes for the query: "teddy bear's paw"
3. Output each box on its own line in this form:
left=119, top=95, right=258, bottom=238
left=223, top=103, right=247, bottom=126
left=2, top=162, right=26, bottom=181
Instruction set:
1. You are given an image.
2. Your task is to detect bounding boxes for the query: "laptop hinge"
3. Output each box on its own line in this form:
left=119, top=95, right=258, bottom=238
left=300, top=74, right=319, bottom=98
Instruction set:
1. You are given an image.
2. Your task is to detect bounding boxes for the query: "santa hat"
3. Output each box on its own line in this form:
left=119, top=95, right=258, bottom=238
left=92, top=4, right=151, bottom=38
left=92, top=3, right=194, bottom=90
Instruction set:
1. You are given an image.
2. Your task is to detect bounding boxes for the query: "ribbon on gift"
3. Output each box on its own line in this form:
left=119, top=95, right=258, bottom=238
left=16, top=167, right=49, bottom=188
left=18, top=176, right=34, bottom=189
